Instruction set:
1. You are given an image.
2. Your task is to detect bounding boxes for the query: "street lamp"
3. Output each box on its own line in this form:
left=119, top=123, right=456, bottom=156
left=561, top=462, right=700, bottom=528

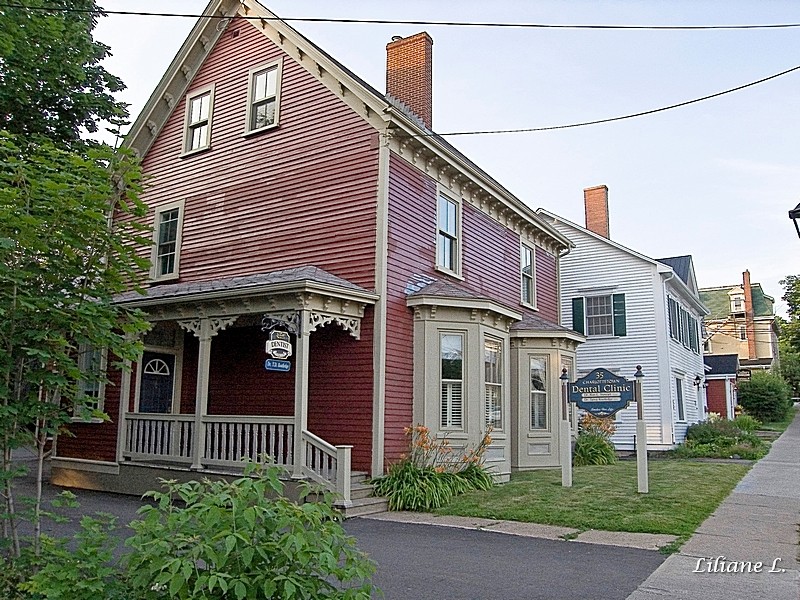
left=789, top=203, right=800, bottom=238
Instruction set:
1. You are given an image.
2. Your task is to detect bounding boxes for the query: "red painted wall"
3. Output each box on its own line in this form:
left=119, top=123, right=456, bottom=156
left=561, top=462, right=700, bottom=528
left=382, top=153, right=561, bottom=465
left=140, top=17, right=380, bottom=290
left=706, top=379, right=729, bottom=419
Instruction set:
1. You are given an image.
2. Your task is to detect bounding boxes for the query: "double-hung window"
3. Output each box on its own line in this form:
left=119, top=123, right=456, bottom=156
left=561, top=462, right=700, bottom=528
left=75, top=344, right=106, bottom=419
left=246, top=61, right=282, bottom=133
left=151, top=200, right=185, bottom=281
left=437, top=193, right=460, bottom=275
left=572, top=294, right=626, bottom=337
left=520, top=244, right=535, bottom=307
left=183, top=86, right=214, bottom=153
left=484, top=338, right=502, bottom=430
left=675, top=377, right=685, bottom=421
left=530, top=356, right=548, bottom=430
left=440, top=333, right=464, bottom=429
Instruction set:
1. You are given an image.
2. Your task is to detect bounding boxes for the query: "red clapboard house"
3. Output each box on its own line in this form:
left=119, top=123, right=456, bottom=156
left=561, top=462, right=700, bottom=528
left=53, top=0, right=583, bottom=512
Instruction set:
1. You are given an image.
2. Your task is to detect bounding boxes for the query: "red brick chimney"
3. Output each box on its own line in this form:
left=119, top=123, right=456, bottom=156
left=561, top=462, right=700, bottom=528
left=584, top=185, right=610, bottom=238
left=743, top=270, right=756, bottom=359
left=386, top=32, right=433, bottom=129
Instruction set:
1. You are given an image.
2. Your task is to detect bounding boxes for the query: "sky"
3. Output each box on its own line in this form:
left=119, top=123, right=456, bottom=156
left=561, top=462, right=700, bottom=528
left=93, top=0, right=800, bottom=316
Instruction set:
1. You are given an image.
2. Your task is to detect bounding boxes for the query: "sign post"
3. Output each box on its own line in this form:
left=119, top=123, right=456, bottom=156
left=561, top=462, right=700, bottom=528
left=634, top=366, right=648, bottom=493
left=560, top=368, right=572, bottom=488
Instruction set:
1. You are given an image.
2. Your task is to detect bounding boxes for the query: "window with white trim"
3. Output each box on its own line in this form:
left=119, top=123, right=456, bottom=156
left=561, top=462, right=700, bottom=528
left=436, top=193, right=460, bottom=275
left=667, top=297, right=700, bottom=353
left=246, top=61, right=282, bottom=133
left=521, top=243, right=535, bottom=307
left=183, top=86, right=214, bottom=153
left=572, top=294, right=626, bottom=337
left=440, top=333, right=464, bottom=429
left=150, top=200, right=185, bottom=281
left=586, top=295, right=613, bottom=336
left=530, top=356, right=548, bottom=430
left=75, top=344, right=106, bottom=418
left=484, top=338, right=502, bottom=430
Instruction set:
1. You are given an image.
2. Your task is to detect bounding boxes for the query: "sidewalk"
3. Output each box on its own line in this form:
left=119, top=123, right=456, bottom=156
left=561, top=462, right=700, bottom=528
left=627, top=410, right=800, bottom=600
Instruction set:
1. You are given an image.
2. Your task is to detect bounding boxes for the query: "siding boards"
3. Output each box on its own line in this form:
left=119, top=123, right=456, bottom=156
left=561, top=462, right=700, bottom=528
left=140, top=17, right=379, bottom=290
left=535, top=250, right=559, bottom=322
left=384, top=154, right=562, bottom=463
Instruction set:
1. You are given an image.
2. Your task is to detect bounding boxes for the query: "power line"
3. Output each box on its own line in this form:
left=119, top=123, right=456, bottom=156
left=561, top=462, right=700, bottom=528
left=429, top=63, right=800, bottom=137
left=2, top=3, right=800, bottom=30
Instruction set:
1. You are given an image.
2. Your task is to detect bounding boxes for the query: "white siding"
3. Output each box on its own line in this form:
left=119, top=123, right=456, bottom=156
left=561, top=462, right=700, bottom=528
left=545, top=217, right=703, bottom=450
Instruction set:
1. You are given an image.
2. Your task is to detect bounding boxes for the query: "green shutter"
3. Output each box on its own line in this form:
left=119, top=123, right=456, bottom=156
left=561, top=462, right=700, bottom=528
left=571, top=297, right=585, bottom=335
left=612, top=293, right=627, bottom=337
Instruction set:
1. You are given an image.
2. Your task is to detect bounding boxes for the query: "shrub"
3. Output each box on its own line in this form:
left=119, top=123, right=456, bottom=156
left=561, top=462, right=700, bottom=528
left=573, top=432, right=617, bottom=466
left=371, top=425, right=494, bottom=511
left=686, top=420, right=742, bottom=444
left=732, top=414, right=762, bottom=432
left=125, top=464, right=376, bottom=600
left=738, top=371, right=793, bottom=422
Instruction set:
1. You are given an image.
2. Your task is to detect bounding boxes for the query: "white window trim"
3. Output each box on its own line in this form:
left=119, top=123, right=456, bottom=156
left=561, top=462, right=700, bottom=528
left=149, top=199, right=185, bottom=282
left=529, top=354, right=549, bottom=432
left=520, top=242, right=537, bottom=309
left=244, top=59, right=283, bottom=136
left=585, top=294, right=614, bottom=337
left=72, top=345, right=107, bottom=423
left=675, top=376, right=686, bottom=422
left=435, top=190, right=463, bottom=279
left=181, top=84, right=215, bottom=156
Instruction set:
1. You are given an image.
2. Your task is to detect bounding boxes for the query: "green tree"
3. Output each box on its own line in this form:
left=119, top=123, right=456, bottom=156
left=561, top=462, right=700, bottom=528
left=738, top=371, right=792, bottom=422
left=0, top=0, right=127, bottom=148
left=0, top=132, right=150, bottom=559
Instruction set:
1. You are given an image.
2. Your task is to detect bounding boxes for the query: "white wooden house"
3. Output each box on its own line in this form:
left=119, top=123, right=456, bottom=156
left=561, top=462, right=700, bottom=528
left=537, top=186, right=709, bottom=449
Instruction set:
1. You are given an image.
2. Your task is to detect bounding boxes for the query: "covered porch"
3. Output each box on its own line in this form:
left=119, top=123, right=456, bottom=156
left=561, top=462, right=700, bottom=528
left=114, top=267, right=378, bottom=505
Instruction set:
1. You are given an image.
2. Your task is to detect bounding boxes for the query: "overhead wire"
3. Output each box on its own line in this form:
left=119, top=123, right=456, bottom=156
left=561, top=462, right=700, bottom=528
left=2, top=2, right=800, bottom=30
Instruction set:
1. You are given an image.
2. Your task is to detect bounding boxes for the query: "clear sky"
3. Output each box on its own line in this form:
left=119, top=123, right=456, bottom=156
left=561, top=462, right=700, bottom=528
left=94, top=0, right=800, bottom=315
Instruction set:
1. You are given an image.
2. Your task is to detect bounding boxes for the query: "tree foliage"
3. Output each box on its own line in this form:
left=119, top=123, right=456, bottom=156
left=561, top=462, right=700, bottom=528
left=0, top=131, right=149, bottom=560
left=0, top=0, right=127, bottom=148
left=737, top=371, right=792, bottom=423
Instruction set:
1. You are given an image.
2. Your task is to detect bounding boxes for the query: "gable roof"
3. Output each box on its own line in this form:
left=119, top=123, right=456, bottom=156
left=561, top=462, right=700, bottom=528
left=125, top=0, right=571, bottom=254
left=537, top=209, right=709, bottom=315
left=657, top=256, right=693, bottom=287
left=699, top=283, right=775, bottom=320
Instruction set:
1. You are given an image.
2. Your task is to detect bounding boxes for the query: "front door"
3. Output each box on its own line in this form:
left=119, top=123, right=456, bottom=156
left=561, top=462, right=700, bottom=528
left=139, top=351, right=176, bottom=413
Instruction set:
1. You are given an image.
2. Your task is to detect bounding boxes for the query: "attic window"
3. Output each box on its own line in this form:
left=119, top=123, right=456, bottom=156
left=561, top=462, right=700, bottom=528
left=245, top=60, right=283, bottom=134
left=182, top=85, right=215, bottom=154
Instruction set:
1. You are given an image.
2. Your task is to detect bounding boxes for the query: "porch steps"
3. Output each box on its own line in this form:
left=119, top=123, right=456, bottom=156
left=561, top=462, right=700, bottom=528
left=336, top=471, right=389, bottom=519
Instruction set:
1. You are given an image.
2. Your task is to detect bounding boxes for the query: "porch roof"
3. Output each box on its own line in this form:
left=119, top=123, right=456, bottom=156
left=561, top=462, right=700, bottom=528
left=116, top=266, right=378, bottom=308
left=510, top=313, right=586, bottom=343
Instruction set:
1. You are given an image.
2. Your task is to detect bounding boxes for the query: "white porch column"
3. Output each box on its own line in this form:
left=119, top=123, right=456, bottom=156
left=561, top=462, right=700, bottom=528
left=179, top=317, right=237, bottom=470
left=292, top=309, right=311, bottom=478
left=115, top=358, right=133, bottom=463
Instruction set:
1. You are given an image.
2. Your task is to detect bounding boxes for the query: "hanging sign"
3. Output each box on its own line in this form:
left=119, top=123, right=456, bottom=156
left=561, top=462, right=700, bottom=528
left=265, top=330, right=292, bottom=360
left=569, top=368, right=634, bottom=417
left=264, top=358, right=291, bottom=372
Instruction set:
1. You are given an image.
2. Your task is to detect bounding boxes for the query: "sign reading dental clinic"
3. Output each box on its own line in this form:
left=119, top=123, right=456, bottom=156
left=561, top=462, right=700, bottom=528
left=569, top=368, right=634, bottom=417
left=264, top=330, right=292, bottom=372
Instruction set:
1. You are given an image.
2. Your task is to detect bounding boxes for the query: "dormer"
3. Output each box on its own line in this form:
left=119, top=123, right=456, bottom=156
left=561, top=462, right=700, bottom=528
left=728, top=286, right=745, bottom=316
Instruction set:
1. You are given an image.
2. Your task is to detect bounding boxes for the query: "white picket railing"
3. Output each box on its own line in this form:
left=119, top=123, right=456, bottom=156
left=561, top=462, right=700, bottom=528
left=123, top=414, right=350, bottom=503
left=124, top=414, right=194, bottom=463
left=204, top=416, right=294, bottom=468
left=301, top=430, right=351, bottom=505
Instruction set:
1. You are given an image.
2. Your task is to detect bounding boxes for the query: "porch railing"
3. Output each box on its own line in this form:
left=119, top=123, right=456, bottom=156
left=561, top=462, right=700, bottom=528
left=122, top=414, right=351, bottom=503
left=301, top=430, right=351, bottom=505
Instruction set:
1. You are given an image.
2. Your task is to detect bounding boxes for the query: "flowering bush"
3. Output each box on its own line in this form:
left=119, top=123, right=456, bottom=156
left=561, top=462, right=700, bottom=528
left=573, top=413, right=617, bottom=466
left=372, top=425, right=494, bottom=511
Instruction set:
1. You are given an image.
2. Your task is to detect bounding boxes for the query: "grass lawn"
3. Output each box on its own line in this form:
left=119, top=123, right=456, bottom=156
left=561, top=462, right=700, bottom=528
left=435, top=460, right=750, bottom=542
left=758, top=405, right=798, bottom=433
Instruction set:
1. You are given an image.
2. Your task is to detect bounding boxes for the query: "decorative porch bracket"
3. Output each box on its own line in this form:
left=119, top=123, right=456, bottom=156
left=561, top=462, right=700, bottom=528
left=262, top=309, right=361, bottom=340
left=178, top=316, right=238, bottom=470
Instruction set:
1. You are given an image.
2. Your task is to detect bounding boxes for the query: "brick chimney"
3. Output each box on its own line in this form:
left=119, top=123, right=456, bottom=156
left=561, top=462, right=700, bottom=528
left=386, top=32, right=433, bottom=129
left=743, top=270, right=756, bottom=359
left=584, top=185, right=610, bottom=238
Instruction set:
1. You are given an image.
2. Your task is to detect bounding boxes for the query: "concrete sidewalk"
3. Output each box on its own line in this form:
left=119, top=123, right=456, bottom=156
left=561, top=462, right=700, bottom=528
left=628, top=410, right=800, bottom=600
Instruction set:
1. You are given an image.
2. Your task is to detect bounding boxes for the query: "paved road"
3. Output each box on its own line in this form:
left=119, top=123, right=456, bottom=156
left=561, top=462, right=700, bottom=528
left=10, top=459, right=666, bottom=600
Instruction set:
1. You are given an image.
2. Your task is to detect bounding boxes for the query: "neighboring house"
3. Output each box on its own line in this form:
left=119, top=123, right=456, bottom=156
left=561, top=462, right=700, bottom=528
left=52, top=0, right=584, bottom=507
left=538, top=186, right=709, bottom=449
left=699, top=272, right=780, bottom=374
left=704, top=354, right=740, bottom=420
